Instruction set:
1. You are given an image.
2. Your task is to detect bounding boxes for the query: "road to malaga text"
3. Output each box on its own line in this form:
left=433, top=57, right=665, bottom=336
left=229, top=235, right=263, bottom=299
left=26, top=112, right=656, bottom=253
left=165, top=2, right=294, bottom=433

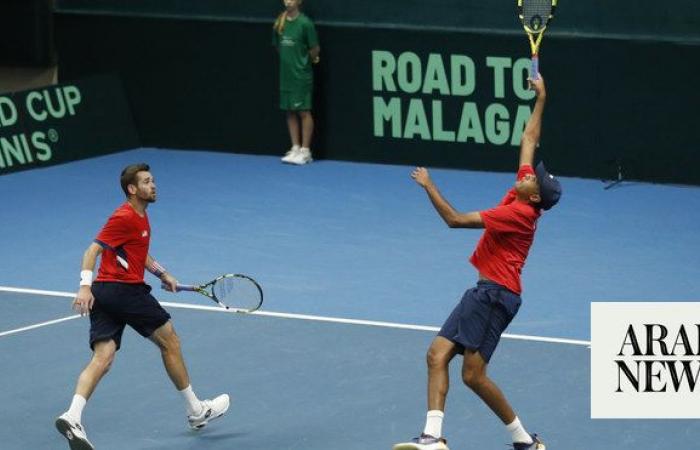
left=372, top=51, right=536, bottom=146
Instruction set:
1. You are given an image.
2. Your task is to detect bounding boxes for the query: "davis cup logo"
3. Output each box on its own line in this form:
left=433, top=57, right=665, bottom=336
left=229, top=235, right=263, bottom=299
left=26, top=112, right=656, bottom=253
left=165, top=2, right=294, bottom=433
left=591, top=303, right=700, bottom=419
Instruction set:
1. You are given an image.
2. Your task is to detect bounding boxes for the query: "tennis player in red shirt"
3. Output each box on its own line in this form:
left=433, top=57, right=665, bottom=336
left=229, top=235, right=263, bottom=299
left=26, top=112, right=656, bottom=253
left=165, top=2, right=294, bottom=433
left=394, top=76, right=561, bottom=450
left=55, top=164, right=229, bottom=450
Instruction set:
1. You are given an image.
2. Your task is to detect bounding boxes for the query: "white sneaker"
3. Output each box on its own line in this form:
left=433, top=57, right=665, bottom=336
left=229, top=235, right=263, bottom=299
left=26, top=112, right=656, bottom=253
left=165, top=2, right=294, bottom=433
left=187, top=394, right=230, bottom=430
left=393, top=434, right=449, bottom=450
left=281, top=146, right=301, bottom=163
left=289, top=147, right=313, bottom=165
left=55, top=413, right=95, bottom=450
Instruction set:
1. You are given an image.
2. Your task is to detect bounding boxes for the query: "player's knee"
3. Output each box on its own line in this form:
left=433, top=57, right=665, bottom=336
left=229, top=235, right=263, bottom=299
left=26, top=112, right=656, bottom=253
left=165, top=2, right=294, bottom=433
left=159, top=331, right=181, bottom=353
left=462, top=367, right=485, bottom=390
left=92, top=351, right=115, bottom=374
left=426, top=348, right=449, bottom=369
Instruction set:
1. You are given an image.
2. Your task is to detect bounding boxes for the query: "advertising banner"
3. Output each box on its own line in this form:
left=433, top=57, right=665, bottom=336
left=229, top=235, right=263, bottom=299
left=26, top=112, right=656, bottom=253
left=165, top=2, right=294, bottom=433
left=0, top=74, right=139, bottom=176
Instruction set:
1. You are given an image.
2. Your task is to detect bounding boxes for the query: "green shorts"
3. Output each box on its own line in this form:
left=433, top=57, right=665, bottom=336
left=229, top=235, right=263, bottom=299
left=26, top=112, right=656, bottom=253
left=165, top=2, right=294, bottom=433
left=280, top=88, right=313, bottom=111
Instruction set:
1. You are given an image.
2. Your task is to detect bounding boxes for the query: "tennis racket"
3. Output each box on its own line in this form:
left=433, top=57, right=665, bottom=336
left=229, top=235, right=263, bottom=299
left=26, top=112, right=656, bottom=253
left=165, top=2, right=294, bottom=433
left=517, top=0, right=557, bottom=80
left=164, top=274, right=263, bottom=313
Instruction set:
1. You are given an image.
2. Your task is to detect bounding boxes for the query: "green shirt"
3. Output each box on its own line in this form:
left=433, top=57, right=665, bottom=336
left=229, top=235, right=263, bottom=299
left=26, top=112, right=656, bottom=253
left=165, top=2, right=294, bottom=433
left=272, top=13, right=319, bottom=92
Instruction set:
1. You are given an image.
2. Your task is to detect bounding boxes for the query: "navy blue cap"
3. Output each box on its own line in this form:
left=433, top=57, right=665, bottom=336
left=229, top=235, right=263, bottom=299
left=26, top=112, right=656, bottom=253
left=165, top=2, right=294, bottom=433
left=535, top=162, right=562, bottom=210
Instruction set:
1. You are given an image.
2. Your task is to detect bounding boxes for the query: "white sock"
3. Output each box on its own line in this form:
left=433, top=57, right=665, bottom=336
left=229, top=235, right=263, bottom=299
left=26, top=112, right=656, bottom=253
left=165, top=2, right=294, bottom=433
left=506, top=416, right=533, bottom=444
left=423, top=410, right=444, bottom=438
left=300, top=147, right=311, bottom=154
left=67, top=395, right=87, bottom=422
left=291, top=145, right=300, bottom=152
left=179, top=385, right=201, bottom=416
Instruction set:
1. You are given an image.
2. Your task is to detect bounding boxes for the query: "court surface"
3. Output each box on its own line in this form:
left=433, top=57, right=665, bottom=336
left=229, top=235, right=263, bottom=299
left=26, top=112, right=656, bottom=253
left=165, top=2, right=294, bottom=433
left=1, top=148, right=699, bottom=449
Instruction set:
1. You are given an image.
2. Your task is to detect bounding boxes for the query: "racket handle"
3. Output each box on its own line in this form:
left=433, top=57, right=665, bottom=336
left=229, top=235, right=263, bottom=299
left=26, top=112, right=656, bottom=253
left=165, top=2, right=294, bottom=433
left=530, top=56, right=540, bottom=80
left=161, top=282, right=196, bottom=292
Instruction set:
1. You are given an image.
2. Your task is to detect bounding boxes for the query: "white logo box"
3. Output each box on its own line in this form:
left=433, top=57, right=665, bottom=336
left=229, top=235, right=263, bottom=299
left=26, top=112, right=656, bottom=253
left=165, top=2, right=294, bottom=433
left=591, top=302, right=700, bottom=419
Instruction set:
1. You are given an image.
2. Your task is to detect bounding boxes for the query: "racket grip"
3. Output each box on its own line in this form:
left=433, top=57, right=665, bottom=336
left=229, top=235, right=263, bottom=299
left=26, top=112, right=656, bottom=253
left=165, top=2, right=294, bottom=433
left=161, top=282, right=195, bottom=292
left=530, top=56, right=540, bottom=80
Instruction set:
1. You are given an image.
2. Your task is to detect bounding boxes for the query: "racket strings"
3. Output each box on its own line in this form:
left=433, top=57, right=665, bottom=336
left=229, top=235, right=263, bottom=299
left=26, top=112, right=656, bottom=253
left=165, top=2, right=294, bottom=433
left=521, top=0, right=553, bottom=31
left=214, top=277, right=262, bottom=311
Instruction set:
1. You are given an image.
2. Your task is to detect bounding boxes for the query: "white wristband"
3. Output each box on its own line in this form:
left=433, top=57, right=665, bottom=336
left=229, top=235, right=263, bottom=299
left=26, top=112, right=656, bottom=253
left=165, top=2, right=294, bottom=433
left=80, top=270, right=93, bottom=287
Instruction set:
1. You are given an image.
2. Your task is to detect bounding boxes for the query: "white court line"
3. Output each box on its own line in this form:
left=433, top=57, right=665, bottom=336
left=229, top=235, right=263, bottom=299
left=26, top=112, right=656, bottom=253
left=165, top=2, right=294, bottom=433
left=0, top=314, right=81, bottom=338
left=0, top=286, right=591, bottom=346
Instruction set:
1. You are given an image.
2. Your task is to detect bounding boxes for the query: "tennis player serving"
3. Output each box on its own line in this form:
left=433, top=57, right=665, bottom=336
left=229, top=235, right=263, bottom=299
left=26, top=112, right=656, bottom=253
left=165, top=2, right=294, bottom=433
left=393, top=75, right=561, bottom=450
left=55, top=164, right=229, bottom=450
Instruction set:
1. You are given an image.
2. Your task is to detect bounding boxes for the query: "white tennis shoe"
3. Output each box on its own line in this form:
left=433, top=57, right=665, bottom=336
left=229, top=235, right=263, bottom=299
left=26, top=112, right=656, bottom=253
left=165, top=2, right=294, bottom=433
left=281, top=146, right=301, bottom=163
left=512, top=433, right=546, bottom=450
left=188, top=394, right=230, bottom=430
left=393, top=434, right=449, bottom=450
left=289, top=147, right=313, bottom=165
left=55, top=413, right=94, bottom=450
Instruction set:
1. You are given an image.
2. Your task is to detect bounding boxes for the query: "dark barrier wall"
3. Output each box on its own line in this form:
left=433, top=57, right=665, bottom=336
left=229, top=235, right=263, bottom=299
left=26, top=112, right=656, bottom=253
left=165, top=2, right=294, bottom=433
left=0, top=0, right=56, bottom=67
left=55, top=16, right=281, bottom=157
left=55, top=0, right=700, bottom=42
left=0, top=75, right=139, bottom=175
left=54, top=12, right=700, bottom=184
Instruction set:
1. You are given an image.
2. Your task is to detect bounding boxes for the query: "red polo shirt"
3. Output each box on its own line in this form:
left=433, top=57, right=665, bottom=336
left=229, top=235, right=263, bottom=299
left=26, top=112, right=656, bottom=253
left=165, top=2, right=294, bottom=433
left=470, top=165, right=541, bottom=294
left=94, top=202, right=151, bottom=283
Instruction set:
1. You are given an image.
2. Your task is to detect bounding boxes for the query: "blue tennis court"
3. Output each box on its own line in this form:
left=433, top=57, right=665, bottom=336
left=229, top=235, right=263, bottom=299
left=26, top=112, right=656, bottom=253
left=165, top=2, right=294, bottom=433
left=1, top=149, right=699, bottom=449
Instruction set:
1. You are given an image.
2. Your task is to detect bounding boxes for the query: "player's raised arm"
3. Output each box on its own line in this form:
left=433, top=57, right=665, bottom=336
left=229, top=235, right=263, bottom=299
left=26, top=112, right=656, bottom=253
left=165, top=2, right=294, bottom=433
left=519, top=76, right=547, bottom=168
left=411, top=167, right=484, bottom=229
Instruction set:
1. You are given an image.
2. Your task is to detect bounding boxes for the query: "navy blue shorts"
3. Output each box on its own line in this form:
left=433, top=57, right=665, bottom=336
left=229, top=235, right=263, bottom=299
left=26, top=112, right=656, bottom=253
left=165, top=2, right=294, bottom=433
left=89, top=282, right=171, bottom=351
left=437, top=280, right=521, bottom=363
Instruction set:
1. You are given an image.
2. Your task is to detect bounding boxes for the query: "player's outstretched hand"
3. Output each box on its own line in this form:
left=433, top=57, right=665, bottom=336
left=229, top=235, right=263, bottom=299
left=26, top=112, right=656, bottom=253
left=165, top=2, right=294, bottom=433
left=411, top=167, right=432, bottom=188
left=528, top=75, right=546, bottom=98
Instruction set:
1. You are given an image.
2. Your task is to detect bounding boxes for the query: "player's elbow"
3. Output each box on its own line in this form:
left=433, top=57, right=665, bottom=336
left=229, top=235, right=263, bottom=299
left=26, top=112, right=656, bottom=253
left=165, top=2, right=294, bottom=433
left=446, top=218, right=459, bottom=228
left=450, top=212, right=484, bottom=229
left=444, top=212, right=462, bottom=228
left=445, top=214, right=483, bottom=228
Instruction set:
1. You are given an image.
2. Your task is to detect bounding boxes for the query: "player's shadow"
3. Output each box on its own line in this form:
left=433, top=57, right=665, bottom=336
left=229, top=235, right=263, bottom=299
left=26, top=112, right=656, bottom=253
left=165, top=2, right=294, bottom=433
left=179, top=430, right=249, bottom=440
